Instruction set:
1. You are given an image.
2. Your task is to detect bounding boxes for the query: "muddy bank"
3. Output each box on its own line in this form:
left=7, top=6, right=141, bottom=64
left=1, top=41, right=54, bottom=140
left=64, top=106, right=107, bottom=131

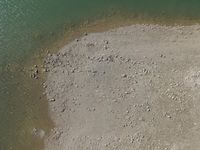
left=44, top=24, right=200, bottom=150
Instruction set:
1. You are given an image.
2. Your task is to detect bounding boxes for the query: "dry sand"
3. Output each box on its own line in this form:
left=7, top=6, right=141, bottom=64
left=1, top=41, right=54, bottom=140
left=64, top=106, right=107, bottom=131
left=44, top=24, right=200, bottom=150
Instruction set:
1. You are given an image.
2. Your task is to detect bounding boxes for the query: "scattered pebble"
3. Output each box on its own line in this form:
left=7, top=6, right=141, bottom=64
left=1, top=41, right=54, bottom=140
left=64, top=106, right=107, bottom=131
left=121, top=74, right=127, bottom=78
left=49, top=98, right=56, bottom=102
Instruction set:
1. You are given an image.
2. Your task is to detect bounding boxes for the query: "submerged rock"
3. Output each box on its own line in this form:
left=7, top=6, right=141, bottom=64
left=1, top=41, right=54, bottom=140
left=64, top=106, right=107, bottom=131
left=32, top=128, right=46, bottom=139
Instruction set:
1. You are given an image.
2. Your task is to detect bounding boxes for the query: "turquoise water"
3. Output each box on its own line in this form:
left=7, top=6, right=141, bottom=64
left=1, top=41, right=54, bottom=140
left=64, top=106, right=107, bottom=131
left=1, top=0, right=200, bottom=150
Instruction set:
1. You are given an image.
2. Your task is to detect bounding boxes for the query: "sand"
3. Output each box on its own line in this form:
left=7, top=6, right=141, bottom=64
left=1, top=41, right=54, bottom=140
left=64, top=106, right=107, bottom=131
left=44, top=24, right=200, bottom=150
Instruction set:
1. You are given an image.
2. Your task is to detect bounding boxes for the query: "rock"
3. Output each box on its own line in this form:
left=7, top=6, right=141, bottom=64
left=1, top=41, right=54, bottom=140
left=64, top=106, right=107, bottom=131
left=104, top=45, right=108, bottom=50
left=164, top=112, right=172, bottom=119
left=86, top=43, right=95, bottom=48
left=31, top=72, right=38, bottom=79
left=49, top=98, right=56, bottom=102
left=84, top=32, right=88, bottom=36
left=125, top=91, right=130, bottom=95
left=104, top=40, right=109, bottom=44
left=43, top=84, right=47, bottom=88
left=43, top=68, right=49, bottom=72
left=35, top=69, right=39, bottom=74
left=160, top=54, right=166, bottom=58
left=106, top=55, right=114, bottom=62
left=60, top=105, right=66, bottom=113
left=71, top=68, right=75, bottom=73
left=146, top=108, right=151, bottom=112
left=121, top=74, right=127, bottom=78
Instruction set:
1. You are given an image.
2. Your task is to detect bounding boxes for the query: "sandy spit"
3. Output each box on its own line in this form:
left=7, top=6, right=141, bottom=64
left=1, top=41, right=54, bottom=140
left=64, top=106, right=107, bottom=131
left=44, top=24, right=200, bottom=150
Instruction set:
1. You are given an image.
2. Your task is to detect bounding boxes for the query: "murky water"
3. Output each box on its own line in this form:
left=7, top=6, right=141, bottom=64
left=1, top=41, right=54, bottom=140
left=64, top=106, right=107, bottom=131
left=1, top=0, right=200, bottom=149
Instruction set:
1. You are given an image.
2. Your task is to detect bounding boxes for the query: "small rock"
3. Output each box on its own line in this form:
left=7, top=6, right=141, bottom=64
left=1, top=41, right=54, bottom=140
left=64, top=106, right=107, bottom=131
left=84, top=32, right=88, bottom=36
left=106, top=55, right=114, bottom=62
left=125, top=91, right=130, bottom=94
left=86, top=43, right=95, bottom=47
left=160, top=54, right=166, bottom=58
left=71, top=68, right=75, bottom=73
left=35, top=69, right=39, bottom=74
left=104, top=40, right=109, bottom=44
left=130, top=137, right=135, bottom=143
left=49, top=98, right=56, bottom=102
left=113, top=99, right=117, bottom=103
left=146, top=108, right=151, bottom=112
left=43, top=68, right=49, bottom=72
left=165, top=112, right=172, bottom=119
left=104, top=45, right=108, bottom=50
left=121, top=74, right=127, bottom=78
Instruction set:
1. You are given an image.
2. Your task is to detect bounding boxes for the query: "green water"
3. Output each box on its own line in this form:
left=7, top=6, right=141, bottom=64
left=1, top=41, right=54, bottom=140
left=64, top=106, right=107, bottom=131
left=1, top=0, right=200, bottom=150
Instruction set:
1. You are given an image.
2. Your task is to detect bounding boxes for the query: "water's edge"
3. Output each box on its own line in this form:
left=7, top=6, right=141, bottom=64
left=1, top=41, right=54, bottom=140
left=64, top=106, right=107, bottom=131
left=3, top=13, right=200, bottom=150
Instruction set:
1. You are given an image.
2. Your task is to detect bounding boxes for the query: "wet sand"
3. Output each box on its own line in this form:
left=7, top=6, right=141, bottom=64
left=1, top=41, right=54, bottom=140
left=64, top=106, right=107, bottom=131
left=44, top=24, right=200, bottom=150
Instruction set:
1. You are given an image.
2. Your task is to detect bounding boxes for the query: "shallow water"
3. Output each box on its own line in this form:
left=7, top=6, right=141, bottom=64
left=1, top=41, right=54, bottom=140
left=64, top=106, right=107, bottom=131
left=1, top=0, right=200, bottom=149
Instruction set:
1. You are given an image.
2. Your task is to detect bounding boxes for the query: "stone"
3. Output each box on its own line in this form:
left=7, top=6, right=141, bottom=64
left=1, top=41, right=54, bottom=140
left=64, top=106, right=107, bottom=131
left=121, top=74, right=127, bottom=78
left=49, top=98, right=56, bottom=102
left=104, top=40, right=109, bottom=44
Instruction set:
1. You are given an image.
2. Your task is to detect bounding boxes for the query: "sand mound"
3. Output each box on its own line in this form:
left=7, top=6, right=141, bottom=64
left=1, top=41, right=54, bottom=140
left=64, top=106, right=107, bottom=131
left=44, top=24, right=200, bottom=150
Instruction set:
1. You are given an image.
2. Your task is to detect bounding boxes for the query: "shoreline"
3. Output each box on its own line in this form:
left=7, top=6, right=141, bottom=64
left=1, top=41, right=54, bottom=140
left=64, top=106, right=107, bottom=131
left=4, top=4, right=200, bottom=148
left=44, top=24, right=200, bottom=150
left=39, top=14, right=200, bottom=57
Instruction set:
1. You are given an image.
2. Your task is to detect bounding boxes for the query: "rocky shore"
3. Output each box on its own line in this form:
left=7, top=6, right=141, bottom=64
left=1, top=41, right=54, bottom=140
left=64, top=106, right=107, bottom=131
left=44, top=24, right=200, bottom=150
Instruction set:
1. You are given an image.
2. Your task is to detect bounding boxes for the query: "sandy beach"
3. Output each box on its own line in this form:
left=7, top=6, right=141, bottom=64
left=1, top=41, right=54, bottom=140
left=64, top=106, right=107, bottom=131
left=44, top=24, right=200, bottom=150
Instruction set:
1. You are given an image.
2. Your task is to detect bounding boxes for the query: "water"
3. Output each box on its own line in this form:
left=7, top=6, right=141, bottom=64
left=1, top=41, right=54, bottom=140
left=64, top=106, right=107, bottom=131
left=1, top=0, right=200, bottom=150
